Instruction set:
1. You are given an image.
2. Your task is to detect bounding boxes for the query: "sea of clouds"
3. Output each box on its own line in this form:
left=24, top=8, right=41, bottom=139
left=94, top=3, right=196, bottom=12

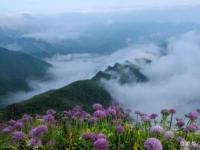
left=1, top=31, right=200, bottom=116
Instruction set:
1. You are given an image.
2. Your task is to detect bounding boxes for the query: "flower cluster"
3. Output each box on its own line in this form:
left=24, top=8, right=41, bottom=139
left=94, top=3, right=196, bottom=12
left=0, top=103, right=200, bottom=150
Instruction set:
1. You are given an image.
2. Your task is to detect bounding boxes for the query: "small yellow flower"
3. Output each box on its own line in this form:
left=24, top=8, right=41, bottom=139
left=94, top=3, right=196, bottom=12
left=133, top=143, right=138, bottom=150
left=125, top=123, right=131, bottom=129
left=86, top=129, right=91, bottom=132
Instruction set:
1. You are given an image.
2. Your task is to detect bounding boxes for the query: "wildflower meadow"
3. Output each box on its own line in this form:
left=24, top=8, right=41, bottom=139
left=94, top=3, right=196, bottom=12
left=0, top=103, right=200, bottom=150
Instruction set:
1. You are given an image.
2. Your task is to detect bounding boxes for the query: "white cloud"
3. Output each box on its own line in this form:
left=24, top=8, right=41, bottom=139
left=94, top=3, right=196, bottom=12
left=104, top=31, right=200, bottom=115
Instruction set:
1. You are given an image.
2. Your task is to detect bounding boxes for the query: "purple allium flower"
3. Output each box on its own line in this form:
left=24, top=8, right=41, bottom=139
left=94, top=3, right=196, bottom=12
left=30, top=138, right=42, bottom=147
left=176, top=119, right=185, bottom=128
left=142, top=115, right=151, bottom=123
left=14, top=122, right=24, bottom=130
left=94, top=138, right=108, bottom=150
left=169, top=109, right=176, bottom=114
left=187, top=111, right=199, bottom=121
left=164, top=131, right=174, bottom=140
left=161, top=109, right=170, bottom=116
left=96, top=133, right=106, bottom=139
left=92, top=103, right=103, bottom=111
left=106, top=107, right=117, bottom=116
left=144, top=138, right=162, bottom=150
left=29, top=125, right=48, bottom=138
left=12, top=131, right=24, bottom=143
left=93, top=110, right=107, bottom=119
left=43, top=114, right=55, bottom=123
left=8, top=120, right=16, bottom=126
left=150, top=125, right=164, bottom=134
left=46, top=109, right=56, bottom=115
left=116, top=125, right=125, bottom=134
left=21, top=114, right=33, bottom=123
left=89, top=117, right=97, bottom=124
left=135, top=110, right=145, bottom=116
left=73, top=105, right=83, bottom=112
left=190, top=142, right=200, bottom=150
left=82, top=133, right=92, bottom=140
left=1, top=126, right=13, bottom=134
left=149, top=113, right=158, bottom=120
left=196, top=109, right=200, bottom=114
left=185, top=124, right=199, bottom=132
left=82, top=133, right=96, bottom=142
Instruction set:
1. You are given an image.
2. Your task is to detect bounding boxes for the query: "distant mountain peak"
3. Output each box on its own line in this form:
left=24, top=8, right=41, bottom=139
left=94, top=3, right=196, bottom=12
left=93, top=60, right=148, bottom=84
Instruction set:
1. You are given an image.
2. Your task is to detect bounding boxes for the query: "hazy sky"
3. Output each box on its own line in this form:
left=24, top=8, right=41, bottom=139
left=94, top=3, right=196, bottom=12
left=1, top=0, right=200, bottom=14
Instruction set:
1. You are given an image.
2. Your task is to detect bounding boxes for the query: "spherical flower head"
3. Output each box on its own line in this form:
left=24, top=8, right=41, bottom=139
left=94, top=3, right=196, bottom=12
left=73, top=105, right=83, bottom=112
left=82, top=133, right=93, bottom=140
left=176, top=119, right=185, bottom=128
left=8, top=120, right=16, bottom=126
left=196, top=109, right=200, bottom=114
left=43, top=114, right=55, bottom=123
left=149, top=113, right=158, bottom=120
left=164, top=131, right=174, bottom=140
left=94, top=138, right=109, bottom=150
left=150, top=125, right=164, bottom=134
left=89, top=117, right=97, bottom=124
left=161, top=109, right=170, bottom=116
left=29, top=125, right=48, bottom=138
left=93, top=110, right=107, bottom=119
left=144, top=138, right=162, bottom=150
left=135, top=110, right=144, bottom=116
left=14, top=122, right=24, bottom=130
left=82, top=133, right=96, bottom=142
left=46, top=109, right=56, bottom=115
left=169, top=109, right=176, bottom=114
left=185, top=124, right=199, bottom=132
left=12, top=131, right=24, bottom=143
left=1, top=126, right=13, bottom=134
left=116, top=125, right=125, bottom=134
left=106, top=107, right=117, bottom=116
left=21, top=114, right=33, bottom=123
left=190, top=142, right=200, bottom=150
left=142, top=115, right=152, bottom=123
left=92, top=103, right=103, bottom=111
left=187, top=111, right=198, bottom=121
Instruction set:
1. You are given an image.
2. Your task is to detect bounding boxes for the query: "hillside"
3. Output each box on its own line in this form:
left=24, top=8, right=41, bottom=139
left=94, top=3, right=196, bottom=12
left=0, top=47, right=51, bottom=97
left=0, top=80, right=112, bottom=120
left=0, top=61, right=148, bottom=120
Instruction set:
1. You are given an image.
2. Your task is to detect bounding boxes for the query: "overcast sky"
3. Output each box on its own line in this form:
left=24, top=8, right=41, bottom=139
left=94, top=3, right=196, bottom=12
left=1, top=0, right=200, bottom=14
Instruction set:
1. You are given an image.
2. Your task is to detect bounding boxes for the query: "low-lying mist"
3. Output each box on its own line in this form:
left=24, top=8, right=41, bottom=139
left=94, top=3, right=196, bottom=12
left=1, top=31, right=200, bottom=115
left=104, top=31, right=200, bottom=114
left=0, top=43, right=159, bottom=106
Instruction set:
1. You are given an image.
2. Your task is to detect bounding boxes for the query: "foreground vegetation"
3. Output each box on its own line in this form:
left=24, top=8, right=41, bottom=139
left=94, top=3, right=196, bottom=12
left=0, top=103, right=200, bottom=150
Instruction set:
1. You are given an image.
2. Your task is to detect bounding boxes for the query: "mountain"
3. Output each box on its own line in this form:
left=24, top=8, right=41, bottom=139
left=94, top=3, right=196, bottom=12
left=0, top=61, right=148, bottom=120
left=93, top=60, right=148, bottom=84
left=0, top=80, right=111, bottom=120
left=1, top=22, right=200, bottom=58
left=0, top=47, right=51, bottom=97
